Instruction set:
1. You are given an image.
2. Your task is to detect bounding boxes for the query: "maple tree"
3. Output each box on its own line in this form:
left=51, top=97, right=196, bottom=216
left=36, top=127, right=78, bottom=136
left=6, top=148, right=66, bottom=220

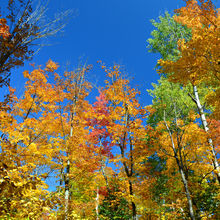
left=86, top=91, right=114, bottom=219
left=51, top=63, right=100, bottom=219
left=99, top=62, right=147, bottom=219
left=0, top=61, right=62, bottom=218
left=159, top=0, right=219, bottom=88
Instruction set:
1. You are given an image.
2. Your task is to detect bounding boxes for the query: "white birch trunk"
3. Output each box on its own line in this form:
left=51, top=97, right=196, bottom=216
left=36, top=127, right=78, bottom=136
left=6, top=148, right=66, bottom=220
left=179, top=167, right=195, bottom=220
left=193, top=85, right=220, bottom=182
left=64, top=159, right=70, bottom=220
left=96, top=187, right=99, bottom=220
left=64, top=118, right=73, bottom=219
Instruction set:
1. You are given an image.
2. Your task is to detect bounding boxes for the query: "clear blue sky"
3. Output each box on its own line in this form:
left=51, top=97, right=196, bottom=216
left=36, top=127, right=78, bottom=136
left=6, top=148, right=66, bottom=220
left=11, top=0, right=219, bottom=105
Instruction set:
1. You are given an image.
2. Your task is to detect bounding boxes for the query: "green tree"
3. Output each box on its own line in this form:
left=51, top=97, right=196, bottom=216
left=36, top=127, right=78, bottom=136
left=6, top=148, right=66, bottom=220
left=146, top=11, right=219, bottom=219
left=157, top=0, right=220, bottom=182
left=99, top=179, right=131, bottom=220
left=147, top=11, right=191, bottom=62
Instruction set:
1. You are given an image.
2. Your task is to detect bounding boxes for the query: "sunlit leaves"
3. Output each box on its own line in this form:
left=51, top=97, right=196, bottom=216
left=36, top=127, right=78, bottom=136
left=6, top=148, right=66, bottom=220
left=158, top=0, right=220, bottom=118
left=0, top=17, right=10, bottom=39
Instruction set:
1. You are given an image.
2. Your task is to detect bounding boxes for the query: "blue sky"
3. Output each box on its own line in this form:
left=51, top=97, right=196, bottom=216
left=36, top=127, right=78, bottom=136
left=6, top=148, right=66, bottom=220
left=10, top=0, right=186, bottom=105
left=10, top=0, right=220, bottom=104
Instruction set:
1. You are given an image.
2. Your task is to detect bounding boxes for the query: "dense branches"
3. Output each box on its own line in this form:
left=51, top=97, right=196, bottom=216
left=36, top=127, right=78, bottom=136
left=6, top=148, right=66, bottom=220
left=0, top=0, right=71, bottom=88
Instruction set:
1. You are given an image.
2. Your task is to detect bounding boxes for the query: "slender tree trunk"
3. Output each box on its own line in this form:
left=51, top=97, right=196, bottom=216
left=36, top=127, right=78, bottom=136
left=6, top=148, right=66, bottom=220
left=192, top=85, right=220, bottom=183
left=98, top=142, right=108, bottom=220
left=100, top=157, right=109, bottom=190
left=129, top=136, right=137, bottom=220
left=164, top=112, right=195, bottom=220
left=120, top=146, right=137, bottom=220
left=64, top=159, right=70, bottom=220
left=96, top=187, right=99, bottom=220
left=179, top=164, right=195, bottom=220
left=62, top=70, right=86, bottom=219
left=119, top=139, right=137, bottom=218
left=129, top=180, right=137, bottom=220
left=116, top=105, right=137, bottom=220
left=64, top=115, right=73, bottom=219
left=99, top=139, right=110, bottom=191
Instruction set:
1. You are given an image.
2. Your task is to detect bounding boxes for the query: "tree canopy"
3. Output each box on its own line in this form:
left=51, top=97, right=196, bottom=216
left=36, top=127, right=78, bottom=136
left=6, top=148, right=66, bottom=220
left=0, top=0, right=219, bottom=219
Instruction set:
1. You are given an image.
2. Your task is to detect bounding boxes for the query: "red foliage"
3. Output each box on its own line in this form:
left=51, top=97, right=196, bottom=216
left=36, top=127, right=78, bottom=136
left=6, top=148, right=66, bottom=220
left=88, top=91, right=113, bottom=158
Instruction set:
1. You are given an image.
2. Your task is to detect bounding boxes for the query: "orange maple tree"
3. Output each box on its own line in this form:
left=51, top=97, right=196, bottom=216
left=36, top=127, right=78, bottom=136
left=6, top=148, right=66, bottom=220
left=0, top=60, right=61, bottom=218
left=99, top=62, right=147, bottom=219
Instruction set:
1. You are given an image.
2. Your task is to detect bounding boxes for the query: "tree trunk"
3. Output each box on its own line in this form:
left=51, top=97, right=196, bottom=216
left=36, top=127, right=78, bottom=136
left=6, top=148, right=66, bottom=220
left=164, top=112, right=195, bottom=220
left=129, top=180, right=137, bottom=220
left=118, top=107, right=137, bottom=220
left=96, top=187, right=99, bottom=220
left=64, top=117, right=73, bottom=219
left=99, top=139, right=110, bottom=192
left=179, top=165, right=195, bottom=220
left=193, top=85, right=220, bottom=183
left=64, top=159, right=70, bottom=220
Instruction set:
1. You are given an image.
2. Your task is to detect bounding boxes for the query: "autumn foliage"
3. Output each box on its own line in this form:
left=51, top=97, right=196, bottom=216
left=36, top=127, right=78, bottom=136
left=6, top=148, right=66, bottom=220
left=0, top=0, right=220, bottom=219
left=0, top=17, right=10, bottom=39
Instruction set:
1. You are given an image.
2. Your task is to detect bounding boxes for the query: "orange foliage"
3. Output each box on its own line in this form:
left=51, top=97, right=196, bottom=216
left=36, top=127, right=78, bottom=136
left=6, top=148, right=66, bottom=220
left=0, top=17, right=10, bottom=39
left=158, top=0, right=220, bottom=118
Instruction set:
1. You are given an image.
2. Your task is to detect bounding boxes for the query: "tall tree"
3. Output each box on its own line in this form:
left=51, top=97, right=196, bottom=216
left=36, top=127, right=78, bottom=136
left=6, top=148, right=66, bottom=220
left=158, top=0, right=220, bottom=182
left=53, top=63, right=101, bottom=219
left=147, top=8, right=219, bottom=218
left=100, top=63, right=147, bottom=219
left=0, top=60, right=61, bottom=218
left=146, top=77, right=219, bottom=219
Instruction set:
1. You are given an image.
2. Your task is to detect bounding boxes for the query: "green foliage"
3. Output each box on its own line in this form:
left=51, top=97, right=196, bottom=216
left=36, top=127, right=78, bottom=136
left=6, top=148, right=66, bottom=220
left=147, top=155, right=169, bottom=203
left=147, top=11, right=191, bottom=62
left=147, top=76, right=196, bottom=125
left=193, top=179, right=220, bottom=215
left=99, top=185, right=131, bottom=220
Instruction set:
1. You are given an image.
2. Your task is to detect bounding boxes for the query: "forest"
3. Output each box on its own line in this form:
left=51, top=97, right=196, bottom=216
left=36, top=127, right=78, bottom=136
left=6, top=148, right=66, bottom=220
left=0, top=0, right=219, bottom=219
